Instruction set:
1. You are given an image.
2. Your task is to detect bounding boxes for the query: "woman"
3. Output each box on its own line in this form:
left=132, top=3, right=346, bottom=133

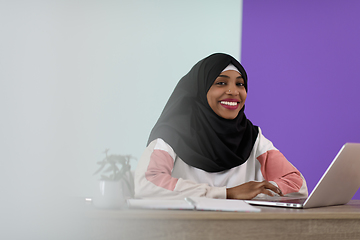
left=134, top=53, right=308, bottom=200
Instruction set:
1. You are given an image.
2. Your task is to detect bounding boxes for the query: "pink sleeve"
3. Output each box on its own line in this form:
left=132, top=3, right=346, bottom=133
left=135, top=139, right=226, bottom=199
left=257, top=150, right=303, bottom=195
left=145, top=149, right=178, bottom=191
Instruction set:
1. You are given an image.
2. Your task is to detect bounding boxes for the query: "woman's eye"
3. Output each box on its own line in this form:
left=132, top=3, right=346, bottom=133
left=237, top=82, right=245, bottom=87
left=215, top=82, right=226, bottom=86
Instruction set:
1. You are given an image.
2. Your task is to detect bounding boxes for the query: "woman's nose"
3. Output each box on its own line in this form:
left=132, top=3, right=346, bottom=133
left=226, top=85, right=239, bottom=95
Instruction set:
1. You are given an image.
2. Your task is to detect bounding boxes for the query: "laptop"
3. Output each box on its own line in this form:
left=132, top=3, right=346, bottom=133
left=245, top=143, right=360, bottom=209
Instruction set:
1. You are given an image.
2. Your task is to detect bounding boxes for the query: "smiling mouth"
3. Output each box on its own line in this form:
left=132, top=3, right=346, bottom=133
left=220, top=101, right=238, bottom=106
left=220, top=100, right=239, bottom=109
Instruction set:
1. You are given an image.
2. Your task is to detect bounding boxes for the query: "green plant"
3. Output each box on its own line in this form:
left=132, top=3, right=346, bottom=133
left=94, top=149, right=136, bottom=197
left=94, top=149, right=135, bottom=181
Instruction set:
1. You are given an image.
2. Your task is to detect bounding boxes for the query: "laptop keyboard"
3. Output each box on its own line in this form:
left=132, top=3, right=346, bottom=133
left=252, top=196, right=307, bottom=204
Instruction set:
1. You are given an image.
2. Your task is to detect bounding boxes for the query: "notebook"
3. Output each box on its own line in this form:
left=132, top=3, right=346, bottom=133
left=245, top=143, right=360, bottom=209
left=127, top=197, right=260, bottom=212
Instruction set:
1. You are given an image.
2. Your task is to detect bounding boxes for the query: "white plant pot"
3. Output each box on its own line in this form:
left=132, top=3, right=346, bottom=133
left=92, top=179, right=132, bottom=209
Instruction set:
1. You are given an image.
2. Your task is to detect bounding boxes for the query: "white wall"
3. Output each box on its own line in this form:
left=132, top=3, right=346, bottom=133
left=0, top=0, right=243, bottom=201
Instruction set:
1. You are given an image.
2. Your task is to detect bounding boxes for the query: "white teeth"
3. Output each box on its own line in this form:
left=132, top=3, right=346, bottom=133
left=220, top=101, right=238, bottom=106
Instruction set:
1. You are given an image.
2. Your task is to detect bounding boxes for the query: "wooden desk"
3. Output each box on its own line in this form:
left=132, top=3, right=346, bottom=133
left=82, top=200, right=360, bottom=240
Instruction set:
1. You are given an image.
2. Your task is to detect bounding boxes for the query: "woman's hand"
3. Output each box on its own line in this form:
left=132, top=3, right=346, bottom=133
left=226, top=180, right=283, bottom=200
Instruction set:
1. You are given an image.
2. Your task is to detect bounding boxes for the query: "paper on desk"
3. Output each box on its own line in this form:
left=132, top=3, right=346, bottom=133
left=127, top=197, right=260, bottom=212
left=188, top=197, right=260, bottom=212
left=127, top=198, right=194, bottom=210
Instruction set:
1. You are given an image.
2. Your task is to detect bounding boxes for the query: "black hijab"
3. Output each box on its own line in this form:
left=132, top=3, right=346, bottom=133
left=147, top=53, right=259, bottom=172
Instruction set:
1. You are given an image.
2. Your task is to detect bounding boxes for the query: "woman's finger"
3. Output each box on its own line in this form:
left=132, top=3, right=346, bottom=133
left=262, top=181, right=283, bottom=196
left=261, top=188, right=275, bottom=197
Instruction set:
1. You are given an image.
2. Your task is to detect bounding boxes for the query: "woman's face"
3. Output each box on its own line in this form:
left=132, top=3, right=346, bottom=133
left=206, top=70, right=247, bottom=120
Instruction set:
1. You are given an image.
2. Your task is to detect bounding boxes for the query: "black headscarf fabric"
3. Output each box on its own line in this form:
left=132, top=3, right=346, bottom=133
left=147, top=53, right=259, bottom=172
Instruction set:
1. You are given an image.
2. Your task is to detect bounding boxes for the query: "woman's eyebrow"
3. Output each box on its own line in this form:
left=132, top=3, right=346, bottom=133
left=217, top=75, right=230, bottom=78
left=217, top=75, right=243, bottom=79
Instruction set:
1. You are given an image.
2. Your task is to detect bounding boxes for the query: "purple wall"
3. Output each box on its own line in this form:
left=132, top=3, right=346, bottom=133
left=242, top=0, right=360, bottom=199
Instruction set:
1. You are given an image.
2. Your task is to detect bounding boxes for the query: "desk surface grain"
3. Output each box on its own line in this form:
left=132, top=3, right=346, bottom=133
left=86, top=200, right=360, bottom=220
left=75, top=200, right=360, bottom=240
